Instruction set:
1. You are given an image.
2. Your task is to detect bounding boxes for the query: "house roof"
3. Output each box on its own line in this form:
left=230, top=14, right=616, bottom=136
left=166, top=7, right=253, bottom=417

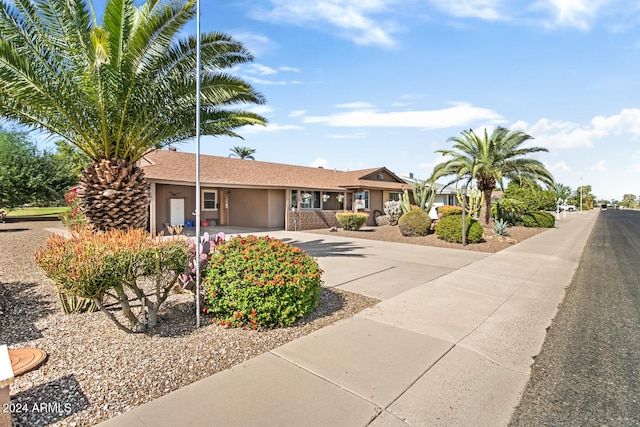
left=139, top=150, right=408, bottom=191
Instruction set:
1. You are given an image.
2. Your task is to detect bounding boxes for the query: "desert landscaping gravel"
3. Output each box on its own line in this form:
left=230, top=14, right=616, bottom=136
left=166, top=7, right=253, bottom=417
left=0, top=221, right=378, bottom=427
left=1, top=219, right=547, bottom=426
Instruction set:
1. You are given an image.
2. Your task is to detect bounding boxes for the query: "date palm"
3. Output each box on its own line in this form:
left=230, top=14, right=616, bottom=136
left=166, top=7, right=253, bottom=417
left=229, top=146, right=256, bottom=160
left=431, top=127, right=554, bottom=225
left=0, top=0, right=266, bottom=230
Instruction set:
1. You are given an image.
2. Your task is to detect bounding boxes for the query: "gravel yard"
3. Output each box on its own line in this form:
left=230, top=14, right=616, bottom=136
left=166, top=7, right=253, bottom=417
left=304, top=222, right=547, bottom=253
left=0, top=221, right=378, bottom=427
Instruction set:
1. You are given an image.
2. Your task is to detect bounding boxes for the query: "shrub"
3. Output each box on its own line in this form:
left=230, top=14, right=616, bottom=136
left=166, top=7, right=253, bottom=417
left=492, top=218, right=510, bottom=236
left=336, top=212, right=368, bottom=231
left=398, top=210, right=432, bottom=236
left=522, top=211, right=555, bottom=228
left=383, top=200, right=402, bottom=225
left=435, top=214, right=484, bottom=243
left=35, top=229, right=190, bottom=333
left=375, top=215, right=390, bottom=226
left=59, top=190, right=87, bottom=231
left=203, top=236, right=322, bottom=328
left=437, top=205, right=462, bottom=218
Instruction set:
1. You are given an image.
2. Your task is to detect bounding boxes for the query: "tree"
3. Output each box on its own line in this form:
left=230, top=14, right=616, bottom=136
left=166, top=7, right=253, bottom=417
left=620, top=194, right=637, bottom=208
left=503, top=181, right=557, bottom=212
left=0, top=0, right=266, bottom=231
left=431, top=127, right=554, bottom=225
left=0, top=128, right=76, bottom=209
left=229, top=146, right=256, bottom=159
left=550, top=182, right=572, bottom=201
left=53, top=140, right=91, bottom=182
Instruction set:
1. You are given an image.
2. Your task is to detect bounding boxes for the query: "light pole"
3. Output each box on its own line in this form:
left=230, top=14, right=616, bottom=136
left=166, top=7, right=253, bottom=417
left=194, top=0, right=202, bottom=328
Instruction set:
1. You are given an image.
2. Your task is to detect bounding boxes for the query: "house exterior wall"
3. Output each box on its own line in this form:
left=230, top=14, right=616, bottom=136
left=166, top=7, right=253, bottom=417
left=286, top=210, right=341, bottom=231
left=228, top=188, right=270, bottom=228
left=155, top=184, right=197, bottom=232
left=267, top=189, right=286, bottom=229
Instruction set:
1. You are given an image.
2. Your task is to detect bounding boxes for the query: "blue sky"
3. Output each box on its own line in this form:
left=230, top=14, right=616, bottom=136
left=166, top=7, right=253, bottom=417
left=57, top=1, right=640, bottom=200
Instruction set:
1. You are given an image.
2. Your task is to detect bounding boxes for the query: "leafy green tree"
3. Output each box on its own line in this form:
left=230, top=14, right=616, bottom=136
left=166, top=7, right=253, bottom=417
left=503, top=182, right=557, bottom=212
left=550, top=182, right=572, bottom=201
left=431, top=127, right=554, bottom=225
left=571, top=185, right=595, bottom=210
left=53, top=140, right=91, bottom=182
left=0, top=0, right=266, bottom=231
left=229, top=146, right=256, bottom=159
left=0, top=128, right=76, bottom=209
left=620, top=194, right=637, bottom=208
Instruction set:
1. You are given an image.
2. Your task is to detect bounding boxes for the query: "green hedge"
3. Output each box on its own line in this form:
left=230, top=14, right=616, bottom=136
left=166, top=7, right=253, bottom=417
left=437, top=205, right=462, bottom=217
left=434, top=214, right=483, bottom=243
left=522, top=211, right=555, bottom=228
left=336, top=212, right=368, bottom=231
left=398, top=210, right=432, bottom=236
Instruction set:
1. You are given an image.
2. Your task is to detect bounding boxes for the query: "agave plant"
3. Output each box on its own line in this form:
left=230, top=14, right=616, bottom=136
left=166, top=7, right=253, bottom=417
left=492, top=218, right=510, bottom=236
left=0, top=0, right=266, bottom=231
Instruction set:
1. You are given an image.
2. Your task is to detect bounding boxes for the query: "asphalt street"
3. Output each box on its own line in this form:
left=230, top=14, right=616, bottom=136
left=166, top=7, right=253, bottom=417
left=510, top=209, right=640, bottom=426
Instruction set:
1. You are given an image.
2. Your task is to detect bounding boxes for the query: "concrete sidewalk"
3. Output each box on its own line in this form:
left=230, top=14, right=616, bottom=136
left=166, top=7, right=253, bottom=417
left=99, top=212, right=598, bottom=427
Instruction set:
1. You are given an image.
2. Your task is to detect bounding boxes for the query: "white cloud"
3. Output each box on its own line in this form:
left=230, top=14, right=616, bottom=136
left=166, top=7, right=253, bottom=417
left=327, top=132, right=366, bottom=139
left=234, top=32, right=277, bottom=56
left=246, top=64, right=278, bottom=75
left=533, top=0, right=610, bottom=30
left=279, top=66, right=300, bottom=72
left=429, top=0, right=506, bottom=20
left=241, top=123, right=303, bottom=133
left=590, top=159, right=608, bottom=171
left=288, top=110, right=307, bottom=117
left=248, top=105, right=274, bottom=115
left=548, top=160, right=572, bottom=172
left=242, top=75, right=288, bottom=86
left=251, top=1, right=399, bottom=47
left=303, top=102, right=504, bottom=128
left=513, top=108, right=640, bottom=150
left=335, top=102, right=376, bottom=109
left=310, top=157, right=329, bottom=168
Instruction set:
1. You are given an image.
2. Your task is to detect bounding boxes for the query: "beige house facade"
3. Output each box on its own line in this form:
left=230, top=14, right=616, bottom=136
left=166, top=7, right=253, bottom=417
left=140, top=150, right=409, bottom=233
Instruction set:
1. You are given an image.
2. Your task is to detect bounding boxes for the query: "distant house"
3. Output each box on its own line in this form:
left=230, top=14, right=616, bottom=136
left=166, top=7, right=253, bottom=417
left=139, top=150, right=410, bottom=233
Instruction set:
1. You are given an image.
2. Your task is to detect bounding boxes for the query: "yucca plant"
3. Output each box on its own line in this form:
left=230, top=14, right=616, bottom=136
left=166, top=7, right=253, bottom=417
left=0, top=0, right=266, bottom=230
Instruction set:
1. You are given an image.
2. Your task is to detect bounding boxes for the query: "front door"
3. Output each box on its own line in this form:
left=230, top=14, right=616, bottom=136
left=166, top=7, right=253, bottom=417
left=170, top=198, right=184, bottom=225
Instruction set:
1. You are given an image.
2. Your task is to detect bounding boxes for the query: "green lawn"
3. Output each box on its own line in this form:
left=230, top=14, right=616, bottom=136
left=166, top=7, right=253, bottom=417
left=5, top=206, right=69, bottom=217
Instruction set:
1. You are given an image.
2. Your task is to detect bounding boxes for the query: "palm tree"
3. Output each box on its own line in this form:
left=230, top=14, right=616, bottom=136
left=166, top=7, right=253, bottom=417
left=229, top=146, right=256, bottom=160
left=431, top=127, right=554, bottom=225
left=0, top=0, right=266, bottom=230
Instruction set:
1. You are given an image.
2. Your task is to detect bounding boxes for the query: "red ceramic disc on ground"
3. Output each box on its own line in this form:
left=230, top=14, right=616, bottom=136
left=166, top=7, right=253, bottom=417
left=8, top=348, right=48, bottom=376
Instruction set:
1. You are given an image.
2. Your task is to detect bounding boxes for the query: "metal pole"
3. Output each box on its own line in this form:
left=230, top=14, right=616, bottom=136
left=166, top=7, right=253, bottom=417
left=194, top=0, right=202, bottom=328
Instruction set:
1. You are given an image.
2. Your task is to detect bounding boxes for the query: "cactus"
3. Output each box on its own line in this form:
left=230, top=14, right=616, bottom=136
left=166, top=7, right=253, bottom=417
left=400, top=188, right=412, bottom=213
left=414, top=180, right=436, bottom=213
left=457, top=186, right=484, bottom=218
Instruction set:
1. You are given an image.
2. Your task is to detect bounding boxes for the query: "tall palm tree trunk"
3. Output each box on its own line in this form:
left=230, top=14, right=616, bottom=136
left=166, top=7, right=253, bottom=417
left=78, top=159, right=149, bottom=231
left=481, top=188, right=493, bottom=225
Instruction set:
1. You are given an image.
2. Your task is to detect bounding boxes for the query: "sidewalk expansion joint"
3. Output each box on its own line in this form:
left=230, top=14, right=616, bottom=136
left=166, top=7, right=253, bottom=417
left=325, top=266, right=396, bottom=288
left=267, top=350, right=384, bottom=411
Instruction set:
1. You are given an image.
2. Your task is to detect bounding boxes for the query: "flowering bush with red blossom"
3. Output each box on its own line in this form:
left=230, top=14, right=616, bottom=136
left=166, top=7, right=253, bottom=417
left=59, top=189, right=87, bottom=231
left=203, top=235, right=323, bottom=328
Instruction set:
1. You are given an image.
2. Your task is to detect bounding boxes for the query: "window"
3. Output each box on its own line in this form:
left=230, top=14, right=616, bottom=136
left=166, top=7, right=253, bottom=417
left=388, top=192, right=401, bottom=201
left=202, top=190, right=217, bottom=211
left=292, top=190, right=320, bottom=210
left=355, top=191, right=370, bottom=210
